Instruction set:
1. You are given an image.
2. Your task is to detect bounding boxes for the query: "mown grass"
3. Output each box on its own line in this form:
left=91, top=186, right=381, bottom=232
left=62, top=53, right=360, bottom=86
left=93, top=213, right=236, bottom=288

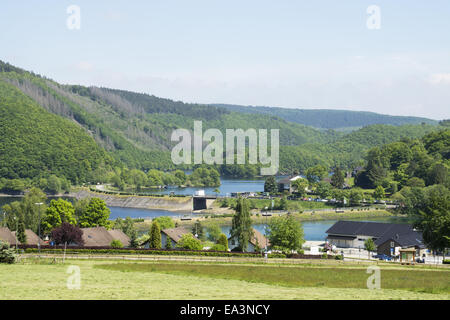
left=95, top=262, right=450, bottom=294
left=1, top=259, right=449, bottom=299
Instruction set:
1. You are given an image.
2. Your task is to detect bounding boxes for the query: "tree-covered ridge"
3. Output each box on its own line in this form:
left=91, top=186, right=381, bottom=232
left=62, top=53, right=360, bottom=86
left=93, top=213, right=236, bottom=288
left=0, top=79, right=114, bottom=184
left=278, top=123, right=439, bottom=173
left=214, top=104, right=438, bottom=130
left=0, top=60, right=442, bottom=181
left=354, top=128, right=449, bottom=190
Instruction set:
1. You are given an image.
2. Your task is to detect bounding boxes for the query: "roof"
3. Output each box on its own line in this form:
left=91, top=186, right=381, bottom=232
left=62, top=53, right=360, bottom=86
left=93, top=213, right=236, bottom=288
left=250, top=228, right=269, bottom=247
left=11, top=229, right=44, bottom=245
left=0, top=227, right=18, bottom=245
left=81, top=227, right=131, bottom=247
left=107, top=229, right=131, bottom=247
left=228, top=228, right=270, bottom=248
left=278, top=175, right=302, bottom=185
left=161, top=227, right=190, bottom=243
left=376, top=232, right=425, bottom=249
left=326, top=221, right=424, bottom=248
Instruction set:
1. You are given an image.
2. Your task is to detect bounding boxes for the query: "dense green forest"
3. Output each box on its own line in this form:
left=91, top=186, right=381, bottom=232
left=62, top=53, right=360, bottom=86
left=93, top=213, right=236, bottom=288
left=215, top=104, right=437, bottom=130
left=354, top=128, right=449, bottom=191
left=0, top=60, right=444, bottom=189
left=0, top=79, right=114, bottom=186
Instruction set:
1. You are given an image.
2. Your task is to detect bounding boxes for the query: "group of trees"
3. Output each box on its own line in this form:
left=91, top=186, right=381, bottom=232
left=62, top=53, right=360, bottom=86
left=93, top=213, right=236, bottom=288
left=145, top=217, right=229, bottom=251
left=1, top=188, right=112, bottom=244
left=108, top=167, right=220, bottom=191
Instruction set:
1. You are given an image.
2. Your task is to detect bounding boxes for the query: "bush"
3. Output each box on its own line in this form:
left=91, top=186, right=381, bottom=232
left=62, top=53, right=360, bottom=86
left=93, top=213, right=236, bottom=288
left=267, top=253, right=286, bottom=259
left=21, top=246, right=261, bottom=258
left=321, top=253, right=328, bottom=259
left=210, top=244, right=227, bottom=251
left=443, top=259, right=450, bottom=264
left=110, top=240, right=124, bottom=248
left=335, top=254, right=343, bottom=260
left=0, top=241, right=16, bottom=264
left=176, top=234, right=203, bottom=250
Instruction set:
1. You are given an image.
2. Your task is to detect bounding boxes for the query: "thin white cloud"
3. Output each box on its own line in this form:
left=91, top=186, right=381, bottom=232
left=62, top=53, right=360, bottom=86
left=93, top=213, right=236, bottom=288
left=428, top=73, right=450, bottom=85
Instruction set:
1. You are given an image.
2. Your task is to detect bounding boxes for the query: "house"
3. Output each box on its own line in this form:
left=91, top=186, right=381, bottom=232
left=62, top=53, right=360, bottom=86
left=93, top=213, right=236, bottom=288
left=160, top=227, right=191, bottom=248
left=11, top=229, right=45, bottom=246
left=325, top=221, right=426, bottom=256
left=0, top=227, right=19, bottom=246
left=228, top=228, right=269, bottom=252
left=81, top=227, right=130, bottom=247
left=277, top=175, right=303, bottom=193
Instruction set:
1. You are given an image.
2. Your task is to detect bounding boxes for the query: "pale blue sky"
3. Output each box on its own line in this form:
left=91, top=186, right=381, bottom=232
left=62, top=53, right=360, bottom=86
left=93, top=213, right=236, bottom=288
left=1, top=1, right=449, bottom=119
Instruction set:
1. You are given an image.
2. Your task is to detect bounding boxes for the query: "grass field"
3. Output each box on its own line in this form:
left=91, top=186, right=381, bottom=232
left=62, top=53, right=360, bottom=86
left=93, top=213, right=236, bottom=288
left=0, top=258, right=449, bottom=300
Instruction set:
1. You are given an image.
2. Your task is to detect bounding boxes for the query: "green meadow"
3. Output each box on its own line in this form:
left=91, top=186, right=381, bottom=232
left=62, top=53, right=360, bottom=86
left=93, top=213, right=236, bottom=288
left=0, top=258, right=449, bottom=300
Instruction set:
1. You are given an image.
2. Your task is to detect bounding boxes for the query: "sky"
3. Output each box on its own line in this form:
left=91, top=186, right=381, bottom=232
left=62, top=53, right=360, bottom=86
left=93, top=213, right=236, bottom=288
left=0, top=1, right=449, bottom=120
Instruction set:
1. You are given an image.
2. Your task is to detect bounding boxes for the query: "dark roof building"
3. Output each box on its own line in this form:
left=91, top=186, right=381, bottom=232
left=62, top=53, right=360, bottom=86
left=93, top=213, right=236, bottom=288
left=326, top=220, right=425, bottom=252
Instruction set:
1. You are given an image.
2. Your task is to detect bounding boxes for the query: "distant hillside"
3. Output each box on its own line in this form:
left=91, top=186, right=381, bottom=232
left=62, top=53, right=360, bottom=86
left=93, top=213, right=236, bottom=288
left=0, top=60, right=442, bottom=178
left=213, top=104, right=437, bottom=130
left=0, top=78, right=114, bottom=183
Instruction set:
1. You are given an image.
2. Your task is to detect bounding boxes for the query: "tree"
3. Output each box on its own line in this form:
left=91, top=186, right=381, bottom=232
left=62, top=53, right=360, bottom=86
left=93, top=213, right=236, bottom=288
left=78, top=198, right=111, bottom=228
left=374, top=185, right=385, bottom=200
left=176, top=233, right=203, bottom=250
left=50, top=222, right=84, bottom=246
left=412, top=185, right=450, bottom=258
left=16, top=216, right=27, bottom=244
left=114, top=217, right=138, bottom=248
left=46, top=175, right=62, bottom=194
left=264, top=176, right=278, bottom=194
left=331, top=167, right=345, bottom=189
left=42, top=199, right=76, bottom=233
left=349, top=189, right=362, bottom=206
left=316, top=181, right=332, bottom=199
left=279, top=196, right=288, bottom=210
left=305, top=165, right=327, bottom=184
left=148, top=221, right=161, bottom=249
left=217, top=233, right=229, bottom=251
left=207, top=223, right=222, bottom=242
left=110, top=239, right=124, bottom=248
left=192, top=220, right=205, bottom=241
left=291, top=178, right=308, bottom=197
left=364, top=238, right=376, bottom=259
left=153, top=216, right=175, bottom=230
left=230, top=197, right=253, bottom=252
left=0, top=241, right=16, bottom=264
left=268, top=215, right=304, bottom=254
left=165, top=237, right=173, bottom=249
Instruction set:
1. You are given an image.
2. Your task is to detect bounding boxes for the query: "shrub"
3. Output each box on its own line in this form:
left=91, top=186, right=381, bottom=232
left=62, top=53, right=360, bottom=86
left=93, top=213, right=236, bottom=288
left=110, top=240, right=124, bottom=248
left=443, top=259, right=450, bottom=264
left=321, top=253, right=328, bottom=259
left=176, top=234, right=203, bottom=250
left=0, top=241, right=16, bottom=264
left=335, top=254, right=343, bottom=260
left=210, top=244, right=227, bottom=251
left=216, top=233, right=229, bottom=251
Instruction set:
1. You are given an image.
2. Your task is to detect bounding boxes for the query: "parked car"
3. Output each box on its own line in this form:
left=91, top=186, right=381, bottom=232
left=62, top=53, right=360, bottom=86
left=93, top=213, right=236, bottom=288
left=373, top=254, right=392, bottom=261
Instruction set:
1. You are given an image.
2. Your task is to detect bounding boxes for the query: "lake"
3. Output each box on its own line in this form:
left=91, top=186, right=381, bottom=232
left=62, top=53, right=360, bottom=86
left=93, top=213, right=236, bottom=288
left=141, top=177, right=266, bottom=196
left=108, top=206, right=409, bottom=241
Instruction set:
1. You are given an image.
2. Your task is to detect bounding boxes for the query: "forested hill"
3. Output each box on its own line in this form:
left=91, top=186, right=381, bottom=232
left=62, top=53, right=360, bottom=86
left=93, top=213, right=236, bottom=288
left=0, top=78, right=114, bottom=184
left=0, top=60, right=443, bottom=182
left=213, top=104, right=437, bottom=131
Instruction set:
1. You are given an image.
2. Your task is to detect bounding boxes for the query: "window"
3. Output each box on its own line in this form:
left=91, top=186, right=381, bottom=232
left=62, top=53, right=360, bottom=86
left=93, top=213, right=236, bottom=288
left=390, top=241, right=395, bottom=248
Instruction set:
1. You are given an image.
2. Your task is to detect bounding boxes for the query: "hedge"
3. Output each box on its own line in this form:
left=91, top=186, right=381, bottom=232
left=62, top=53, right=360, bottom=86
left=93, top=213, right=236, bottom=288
left=443, top=259, right=450, bottom=265
left=21, top=246, right=261, bottom=258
